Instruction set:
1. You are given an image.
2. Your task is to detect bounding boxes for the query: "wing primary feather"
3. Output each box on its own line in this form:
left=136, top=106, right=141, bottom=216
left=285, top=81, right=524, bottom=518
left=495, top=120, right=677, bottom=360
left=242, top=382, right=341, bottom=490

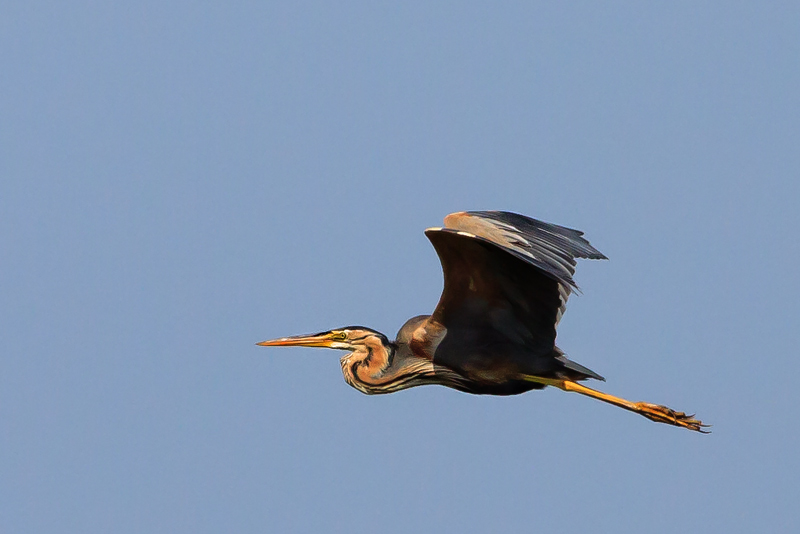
left=443, top=211, right=607, bottom=287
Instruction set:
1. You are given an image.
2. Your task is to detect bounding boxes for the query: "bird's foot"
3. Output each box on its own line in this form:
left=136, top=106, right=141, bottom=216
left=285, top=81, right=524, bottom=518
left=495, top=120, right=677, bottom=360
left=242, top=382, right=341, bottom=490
left=634, top=402, right=710, bottom=433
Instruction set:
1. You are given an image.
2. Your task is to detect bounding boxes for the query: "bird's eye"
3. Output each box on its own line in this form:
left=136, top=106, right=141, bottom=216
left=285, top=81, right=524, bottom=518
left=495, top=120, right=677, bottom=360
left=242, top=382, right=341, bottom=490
left=334, top=332, right=347, bottom=340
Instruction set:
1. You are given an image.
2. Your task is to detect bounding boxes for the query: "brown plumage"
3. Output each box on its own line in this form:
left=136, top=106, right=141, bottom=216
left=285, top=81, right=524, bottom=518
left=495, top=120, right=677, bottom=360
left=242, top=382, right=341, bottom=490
left=259, top=211, right=708, bottom=432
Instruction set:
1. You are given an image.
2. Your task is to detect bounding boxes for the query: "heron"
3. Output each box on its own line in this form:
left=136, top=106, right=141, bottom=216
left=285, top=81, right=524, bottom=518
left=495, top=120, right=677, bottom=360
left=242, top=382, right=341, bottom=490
left=259, top=211, right=707, bottom=432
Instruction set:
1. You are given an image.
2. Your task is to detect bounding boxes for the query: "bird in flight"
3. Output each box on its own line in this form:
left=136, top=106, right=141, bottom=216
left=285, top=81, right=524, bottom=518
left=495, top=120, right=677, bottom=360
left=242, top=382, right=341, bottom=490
left=259, top=211, right=707, bottom=432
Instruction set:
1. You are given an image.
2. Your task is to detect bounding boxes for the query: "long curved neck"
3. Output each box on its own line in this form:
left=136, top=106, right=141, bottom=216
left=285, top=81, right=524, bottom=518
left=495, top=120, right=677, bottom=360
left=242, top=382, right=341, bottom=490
left=340, top=335, right=467, bottom=395
left=340, top=335, right=405, bottom=394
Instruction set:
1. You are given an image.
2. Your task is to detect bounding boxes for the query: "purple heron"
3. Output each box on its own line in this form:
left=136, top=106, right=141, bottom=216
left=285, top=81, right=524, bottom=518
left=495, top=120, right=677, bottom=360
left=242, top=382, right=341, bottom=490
left=259, top=211, right=707, bottom=432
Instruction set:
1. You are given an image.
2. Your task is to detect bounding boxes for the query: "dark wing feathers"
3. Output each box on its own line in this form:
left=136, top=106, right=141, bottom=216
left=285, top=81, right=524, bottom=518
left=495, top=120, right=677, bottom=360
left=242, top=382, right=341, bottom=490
left=442, top=211, right=606, bottom=326
left=424, top=211, right=606, bottom=383
left=425, top=228, right=565, bottom=378
left=443, top=211, right=606, bottom=291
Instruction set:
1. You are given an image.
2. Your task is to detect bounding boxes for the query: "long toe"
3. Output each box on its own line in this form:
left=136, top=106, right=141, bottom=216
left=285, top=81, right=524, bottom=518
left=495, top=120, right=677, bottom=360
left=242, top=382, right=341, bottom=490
left=634, top=402, right=710, bottom=433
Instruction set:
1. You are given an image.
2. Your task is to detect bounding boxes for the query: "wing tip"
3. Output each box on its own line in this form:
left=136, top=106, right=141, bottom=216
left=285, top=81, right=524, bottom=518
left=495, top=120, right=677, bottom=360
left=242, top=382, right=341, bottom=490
left=581, top=249, right=608, bottom=261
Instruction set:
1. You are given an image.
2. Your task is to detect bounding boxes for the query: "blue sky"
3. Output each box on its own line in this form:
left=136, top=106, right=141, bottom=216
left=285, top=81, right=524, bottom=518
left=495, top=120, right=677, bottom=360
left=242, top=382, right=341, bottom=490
left=2, top=2, right=799, bottom=532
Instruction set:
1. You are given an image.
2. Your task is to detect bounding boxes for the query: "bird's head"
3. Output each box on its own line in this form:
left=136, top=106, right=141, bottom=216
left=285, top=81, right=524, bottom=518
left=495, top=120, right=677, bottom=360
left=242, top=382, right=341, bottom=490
left=257, top=326, right=391, bottom=353
left=258, top=327, right=398, bottom=394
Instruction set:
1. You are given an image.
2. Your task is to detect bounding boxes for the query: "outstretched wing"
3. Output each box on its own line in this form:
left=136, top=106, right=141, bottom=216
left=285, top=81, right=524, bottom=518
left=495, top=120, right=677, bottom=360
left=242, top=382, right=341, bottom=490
left=424, top=211, right=606, bottom=381
left=442, top=210, right=606, bottom=325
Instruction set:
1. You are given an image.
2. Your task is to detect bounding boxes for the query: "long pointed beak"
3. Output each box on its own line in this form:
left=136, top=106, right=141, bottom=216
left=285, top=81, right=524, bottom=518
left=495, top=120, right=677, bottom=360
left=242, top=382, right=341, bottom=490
left=256, top=332, right=338, bottom=348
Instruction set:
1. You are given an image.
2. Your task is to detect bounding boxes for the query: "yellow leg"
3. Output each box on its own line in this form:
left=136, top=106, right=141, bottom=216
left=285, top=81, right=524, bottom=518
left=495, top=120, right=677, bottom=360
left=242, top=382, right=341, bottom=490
left=523, top=376, right=709, bottom=433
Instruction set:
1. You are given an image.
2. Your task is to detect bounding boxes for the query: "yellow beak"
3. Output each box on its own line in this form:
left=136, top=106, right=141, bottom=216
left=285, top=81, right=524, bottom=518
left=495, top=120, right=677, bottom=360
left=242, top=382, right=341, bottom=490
left=256, top=332, right=339, bottom=348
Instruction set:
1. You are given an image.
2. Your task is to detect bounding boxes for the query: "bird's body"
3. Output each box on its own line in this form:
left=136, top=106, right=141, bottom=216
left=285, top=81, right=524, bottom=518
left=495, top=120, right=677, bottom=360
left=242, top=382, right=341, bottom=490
left=260, top=211, right=707, bottom=432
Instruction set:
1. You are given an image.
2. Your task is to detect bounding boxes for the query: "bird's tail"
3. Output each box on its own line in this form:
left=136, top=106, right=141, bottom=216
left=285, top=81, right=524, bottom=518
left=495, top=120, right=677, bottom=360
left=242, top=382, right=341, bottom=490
left=556, top=354, right=605, bottom=382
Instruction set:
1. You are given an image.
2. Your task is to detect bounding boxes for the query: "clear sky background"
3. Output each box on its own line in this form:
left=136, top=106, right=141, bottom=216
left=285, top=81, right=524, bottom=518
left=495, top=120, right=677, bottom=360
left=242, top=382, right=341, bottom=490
left=2, top=2, right=799, bottom=533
